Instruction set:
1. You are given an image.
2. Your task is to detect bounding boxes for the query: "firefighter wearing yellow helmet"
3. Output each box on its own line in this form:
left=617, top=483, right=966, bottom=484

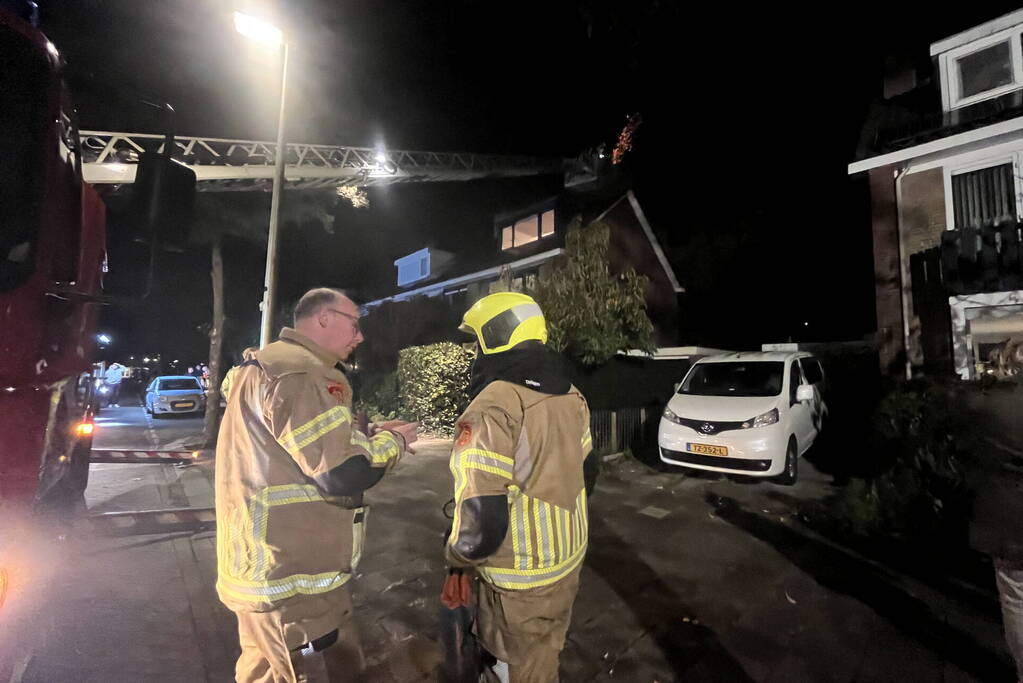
left=446, top=292, right=592, bottom=682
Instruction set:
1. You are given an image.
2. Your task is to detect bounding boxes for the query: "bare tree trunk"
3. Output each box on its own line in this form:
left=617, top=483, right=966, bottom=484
left=202, top=236, right=225, bottom=447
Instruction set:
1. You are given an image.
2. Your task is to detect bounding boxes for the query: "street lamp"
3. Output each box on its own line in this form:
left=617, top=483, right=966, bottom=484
left=97, top=333, right=112, bottom=345
left=233, top=12, right=282, bottom=47
left=235, top=11, right=289, bottom=348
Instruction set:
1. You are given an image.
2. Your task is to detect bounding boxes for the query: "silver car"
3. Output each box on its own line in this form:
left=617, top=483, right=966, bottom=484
left=144, top=375, right=206, bottom=417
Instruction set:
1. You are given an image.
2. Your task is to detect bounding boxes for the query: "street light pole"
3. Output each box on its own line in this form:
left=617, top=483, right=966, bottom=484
left=260, top=41, right=289, bottom=347
left=234, top=11, right=289, bottom=348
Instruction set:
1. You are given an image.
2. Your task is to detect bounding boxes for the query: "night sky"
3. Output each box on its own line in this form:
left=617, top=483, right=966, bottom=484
left=36, top=0, right=1023, bottom=362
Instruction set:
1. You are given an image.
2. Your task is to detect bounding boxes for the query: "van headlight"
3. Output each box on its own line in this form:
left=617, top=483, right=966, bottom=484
left=662, top=406, right=685, bottom=425
left=743, top=408, right=779, bottom=429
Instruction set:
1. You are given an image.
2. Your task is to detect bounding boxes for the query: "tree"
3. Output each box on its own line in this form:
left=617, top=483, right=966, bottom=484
left=529, top=217, right=654, bottom=365
left=188, top=189, right=337, bottom=447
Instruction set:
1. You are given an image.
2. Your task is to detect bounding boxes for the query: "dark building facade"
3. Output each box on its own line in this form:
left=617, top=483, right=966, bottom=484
left=365, top=187, right=683, bottom=346
left=851, top=8, right=1023, bottom=378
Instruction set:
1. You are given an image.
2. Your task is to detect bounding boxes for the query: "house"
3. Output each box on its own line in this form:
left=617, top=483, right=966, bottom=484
left=850, top=8, right=1023, bottom=379
left=363, top=187, right=684, bottom=345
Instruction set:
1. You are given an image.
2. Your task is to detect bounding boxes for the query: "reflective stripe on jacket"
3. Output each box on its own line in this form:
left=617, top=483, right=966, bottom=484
left=446, top=380, right=591, bottom=590
left=220, top=366, right=237, bottom=402
left=215, top=328, right=401, bottom=617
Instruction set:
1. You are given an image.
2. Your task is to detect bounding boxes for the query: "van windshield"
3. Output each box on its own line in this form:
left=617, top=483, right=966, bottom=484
left=679, top=361, right=784, bottom=397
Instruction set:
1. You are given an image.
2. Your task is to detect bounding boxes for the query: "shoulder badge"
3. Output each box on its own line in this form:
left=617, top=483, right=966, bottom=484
left=456, top=421, right=473, bottom=447
left=326, top=381, right=349, bottom=404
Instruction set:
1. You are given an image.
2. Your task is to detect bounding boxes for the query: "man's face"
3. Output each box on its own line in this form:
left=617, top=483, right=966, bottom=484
left=315, top=296, right=364, bottom=360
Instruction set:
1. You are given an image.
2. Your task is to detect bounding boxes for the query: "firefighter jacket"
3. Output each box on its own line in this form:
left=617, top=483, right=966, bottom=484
left=445, top=379, right=592, bottom=591
left=222, top=347, right=258, bottom=403
left=220, top=366, right=238, bottom=402
left=215, top=328, right=403, bottom=625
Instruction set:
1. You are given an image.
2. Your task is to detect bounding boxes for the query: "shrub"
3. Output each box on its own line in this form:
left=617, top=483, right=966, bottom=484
left=529, top=218, right=654, bottom=365
left=355, top=371, right=401, bottom=422
left=397, top=342, right=474, bottom=435
left=807, top=377, right=977, bottom=547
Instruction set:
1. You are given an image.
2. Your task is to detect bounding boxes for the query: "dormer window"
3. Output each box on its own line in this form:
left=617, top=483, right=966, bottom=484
left=936, top=19, right=1023, bottom=111
left=958, top=41, right=1013, bottom=99
left=501, top=209, right=555, bottom=250
left=394, top=248, right=431, bottom=287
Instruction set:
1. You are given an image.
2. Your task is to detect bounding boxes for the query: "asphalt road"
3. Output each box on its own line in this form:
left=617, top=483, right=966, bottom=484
left=93, top=399, right=206, bottom=452
left=5, top=406, right=1013, bottom=682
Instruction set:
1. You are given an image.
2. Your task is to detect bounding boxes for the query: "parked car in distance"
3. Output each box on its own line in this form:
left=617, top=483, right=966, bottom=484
left=144, top=375, right=206, bottom=417
left=658, top=352, right=827, bottom=484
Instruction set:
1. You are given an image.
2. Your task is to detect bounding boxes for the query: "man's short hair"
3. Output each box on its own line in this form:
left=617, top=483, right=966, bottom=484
left=293, top=288, right=350, bottom=324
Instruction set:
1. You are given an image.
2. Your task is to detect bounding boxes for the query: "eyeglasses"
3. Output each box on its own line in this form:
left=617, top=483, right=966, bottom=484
left=326, top=308, right=361, bottom=333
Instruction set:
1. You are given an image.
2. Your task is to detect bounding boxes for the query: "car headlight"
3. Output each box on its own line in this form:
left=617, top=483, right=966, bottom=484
left=742, top=408, right=779, bottom=429
left=662, top=406, right=685, bottom=425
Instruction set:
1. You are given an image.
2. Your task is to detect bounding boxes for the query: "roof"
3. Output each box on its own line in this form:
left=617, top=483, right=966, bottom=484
left=626, top=191, right=683, bottom=294
left=582, top=190, right=683, bottom=293
left=850, top=9, right=1023, bottom=174
left=363, top=187, right=683, bottom=308
left=155, top=375, right=203, bottom=381
left=619, top=346, right=734, bottom=359
left=849, top=107, right=1023, bottom=174
left=930, top=8, right=1023, bottom=56
left=696, top=351, right=810, bottom=363
left=362, top=248, right=565, bottom=308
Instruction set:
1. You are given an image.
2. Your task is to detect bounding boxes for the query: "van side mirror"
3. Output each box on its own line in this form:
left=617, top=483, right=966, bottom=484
left=796, top=385, right=814, bottom=403
left=130, top=152, right=196, bottom=250
left=674, top=382, right=682, bottom=392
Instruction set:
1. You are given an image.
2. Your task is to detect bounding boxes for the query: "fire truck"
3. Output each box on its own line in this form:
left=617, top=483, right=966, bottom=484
left=0, top=4, right=109, bottom=520
left=0, top=0, right=193, bottom=584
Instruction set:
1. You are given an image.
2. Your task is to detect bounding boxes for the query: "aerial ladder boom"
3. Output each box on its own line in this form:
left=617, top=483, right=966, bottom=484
left=80, top=131, right=572, bottom=190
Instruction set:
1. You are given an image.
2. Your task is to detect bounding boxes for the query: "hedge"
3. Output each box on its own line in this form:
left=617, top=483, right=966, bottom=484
left=397, top=342, right=474, bottom=435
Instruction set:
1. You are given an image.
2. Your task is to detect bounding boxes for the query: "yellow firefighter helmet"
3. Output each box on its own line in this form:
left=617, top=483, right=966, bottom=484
left=459, top=292, right=548, bottom=355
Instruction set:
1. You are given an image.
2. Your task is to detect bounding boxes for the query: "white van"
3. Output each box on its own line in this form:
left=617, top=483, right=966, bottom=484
left=658, top=352, right=827, bottom=484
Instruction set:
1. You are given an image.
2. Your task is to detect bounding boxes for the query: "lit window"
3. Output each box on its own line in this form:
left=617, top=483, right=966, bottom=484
left=958, top=41, right=1013, bottom=99
left=514, top=215, right=539, bottom=247
left=501, top=210, right=555, bottom=250
left=540, top=210, right=555, bottom=237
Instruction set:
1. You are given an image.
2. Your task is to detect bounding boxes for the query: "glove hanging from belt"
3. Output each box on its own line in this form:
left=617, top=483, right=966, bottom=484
left=441, top=567, right=474, bottom=609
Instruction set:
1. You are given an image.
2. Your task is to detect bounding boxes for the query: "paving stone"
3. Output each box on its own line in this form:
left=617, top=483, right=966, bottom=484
left=638, top=505, right=671, bottom=519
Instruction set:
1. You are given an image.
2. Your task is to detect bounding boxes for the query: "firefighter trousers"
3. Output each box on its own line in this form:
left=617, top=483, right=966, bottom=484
left=475, top=570, right=580, bottom=683
left=235, top=607, right=364, bottom=683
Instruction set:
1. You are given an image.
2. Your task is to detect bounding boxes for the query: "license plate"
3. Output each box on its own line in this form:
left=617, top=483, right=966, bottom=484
left=687, top=442, right=728, bottom=456
left=174, top=401, right=195, bottom=409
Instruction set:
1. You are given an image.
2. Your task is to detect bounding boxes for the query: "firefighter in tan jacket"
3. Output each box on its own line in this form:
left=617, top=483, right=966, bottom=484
left=220, top=347, right=257, bottom=404
left=445, top=292, right=592, bottom=683
left=216, top=288, right=418, bottom=683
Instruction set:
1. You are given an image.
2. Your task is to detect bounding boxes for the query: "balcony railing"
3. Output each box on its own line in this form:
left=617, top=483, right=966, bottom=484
left=933, top=221, right=1023, bottom=295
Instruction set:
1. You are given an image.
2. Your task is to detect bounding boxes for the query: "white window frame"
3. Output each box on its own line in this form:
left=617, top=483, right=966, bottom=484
left=943, top=153, right=1023, bottom=230
left=940, top=26, right=1023, bottom=111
